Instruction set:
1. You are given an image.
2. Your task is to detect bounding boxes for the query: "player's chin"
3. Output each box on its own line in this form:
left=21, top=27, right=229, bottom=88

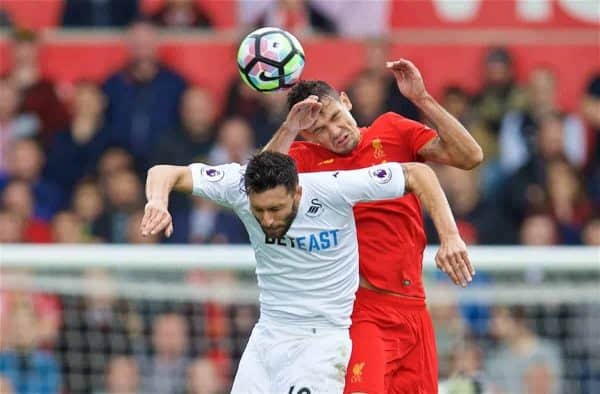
left=263, top=227, right=286, bottom=239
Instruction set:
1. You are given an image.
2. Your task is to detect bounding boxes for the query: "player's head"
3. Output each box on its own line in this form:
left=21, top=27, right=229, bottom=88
left=244, top=151, right=302, bottom=238
left=288, top=80, right=360, bottom=155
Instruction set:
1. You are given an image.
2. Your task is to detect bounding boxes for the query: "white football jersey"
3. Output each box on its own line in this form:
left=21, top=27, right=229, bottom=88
left=189, top=162, right=406, bottom=328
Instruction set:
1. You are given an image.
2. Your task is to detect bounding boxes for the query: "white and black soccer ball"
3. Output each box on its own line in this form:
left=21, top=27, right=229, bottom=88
left=237, top=27, right=305, bottom=92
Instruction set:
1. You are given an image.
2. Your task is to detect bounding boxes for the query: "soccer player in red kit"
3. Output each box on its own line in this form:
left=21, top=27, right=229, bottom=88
left=265, top=59, right=482, bottom=393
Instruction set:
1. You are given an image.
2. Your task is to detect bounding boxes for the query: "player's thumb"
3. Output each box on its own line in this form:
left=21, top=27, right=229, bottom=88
left=166, top=222, right=173, bottom=238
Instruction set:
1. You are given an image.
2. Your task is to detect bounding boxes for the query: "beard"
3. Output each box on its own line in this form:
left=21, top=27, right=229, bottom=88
left=259, top=200, right=299, bottom=239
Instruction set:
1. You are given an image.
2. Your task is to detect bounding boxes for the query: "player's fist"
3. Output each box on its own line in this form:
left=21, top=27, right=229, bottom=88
left=140, top=199, right=173, bottom=238
left=386, top=59, right=428, bottom=103
left=283, top=94, right=322, bottom=133
left=435, top=233, right=475, bottom=287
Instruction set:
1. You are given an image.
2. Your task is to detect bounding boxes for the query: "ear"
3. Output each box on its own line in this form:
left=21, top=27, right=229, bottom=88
left=295, top=185, right=302, bottom=201
left=340, top=91, right=353, bottom=111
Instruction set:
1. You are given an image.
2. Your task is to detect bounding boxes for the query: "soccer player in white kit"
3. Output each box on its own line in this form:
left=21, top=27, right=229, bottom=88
left=141, top=151, right=462, bottom=393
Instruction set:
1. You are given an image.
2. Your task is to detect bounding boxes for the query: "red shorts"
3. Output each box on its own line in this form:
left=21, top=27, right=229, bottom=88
left=344, top=288, right=438, bottom=394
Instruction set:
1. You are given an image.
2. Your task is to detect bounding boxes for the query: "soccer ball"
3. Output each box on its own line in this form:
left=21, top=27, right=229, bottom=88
left=237, top=27, right=305, bottom=92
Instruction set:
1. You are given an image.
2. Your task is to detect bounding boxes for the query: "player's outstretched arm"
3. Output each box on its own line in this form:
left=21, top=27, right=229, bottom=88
left=402, top=162, right=475, bottom=287
left=387, top=59, right=484, bottom=170
left=262, top=95, right=322, bottom=154
left=140, top=165, right=192, bottom=238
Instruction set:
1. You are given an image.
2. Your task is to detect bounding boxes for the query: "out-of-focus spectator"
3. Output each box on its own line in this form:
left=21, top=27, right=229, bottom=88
left=151, top=0, right=213, bottom=29
left=150, top=86, right=218, bottom=243
left=93, top=169, right=143, bottom=243
left=486, top=305, right=563, bottom=394
left=189, top=198, right=249, bottom=244
left=429, top=291, right=469, bottom=378
left=502, top=113, right=570, bottom=227
left=0, top=305, right=61, bottom=394
left=0, top=77, right=39, bottom=175
left=498, top=68, right=584, bottom=174
left=545, top=159, right=593, bottom=243
left=447, top=341, right=485, bottom=379
left=103, top=19, right=187, bottom=174
left=71, top=179, right=104, bottom=239
left=58, top=269, right=140, bottom=394
left=45, top=82, right=111, bottom=197
left=0, top=375, right=15, bottom=394
left=581, top=217, right=600, bottom=246
left=223, top=78, right=263, bottom=121
left=97, top=148, right=135, bottom=183
left=308, top=0, right=389, bottom=38
left=428, top=166, right=515, bottom=244
left=1, top=180, right=52, bottom=243
left=248, top=90, right=288, bottom=147
left=347, top=69, right=388, bottom=126
left=0, top=9, right=12, bottom=28
left=519, top=213, right=558, bottom=246
left=575, top=74, right=600, bottom=204
left=186, top=357, right=223, bottom=394
left=240, top=0, right=337, bottom=36
left=139, top=313, right=190, bottom=394
left=151, top=86, right=216, bottom=167
left=51, top=210, right=86, bottom=243
left=100, top=356, right=140, bottom=394
left=353, top=38, right=420, bottom=121
left=442, top=86, right=472, bottom=127
left=1, top=138, right=64, bottom=221
left=0, top=270, right=62, bottom=348
left=0, top=210, right=24, bottom=243
left=473, top=47, right=525, bottom=136
left=229, top=304, right=257, bottom=362
left=8, top=30, right=69, bottom=150
left=62, top=0, right=138, bottom=27
left=208, top=117, right=255, bottom=165
left=439, top=340, right=491, bottom=394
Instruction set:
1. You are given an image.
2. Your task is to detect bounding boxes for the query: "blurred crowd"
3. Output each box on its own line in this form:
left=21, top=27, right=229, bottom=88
left=0, top=20, right=598, bottom=247
left=0, top=1, right=599, bottom=393
left=0, top=268, right=256, bottom=394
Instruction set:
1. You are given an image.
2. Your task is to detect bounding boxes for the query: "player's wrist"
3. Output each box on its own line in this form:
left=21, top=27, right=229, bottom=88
left=412, top=91, right=434, bottom=107
left=280, top=121, right=301, bottom=135
left=438, top=231, right=461, bottom=243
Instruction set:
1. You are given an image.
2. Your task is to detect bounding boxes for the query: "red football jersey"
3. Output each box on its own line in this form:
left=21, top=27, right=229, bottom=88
left=289, top=112, right=437, bottom=298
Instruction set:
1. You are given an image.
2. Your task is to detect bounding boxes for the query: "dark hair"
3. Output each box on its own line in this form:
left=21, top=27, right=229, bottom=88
left=244, top=151, right=298, bottom=195
left=287, top=80, right=339, bottom=110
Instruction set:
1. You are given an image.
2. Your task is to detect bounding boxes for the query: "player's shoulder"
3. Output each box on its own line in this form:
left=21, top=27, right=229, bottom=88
left=289, top=141, right=333, bottom=163
left=290, top=141, right=326, bottom=153
left=372, top=111, right=420, bottom=130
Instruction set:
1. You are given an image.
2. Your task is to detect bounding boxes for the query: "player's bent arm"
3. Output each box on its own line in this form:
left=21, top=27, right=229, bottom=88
left=402, top=162, right=458, bottom=239
left=140, top=165, right=192, bottom=238
left=262, top=123, right=299, bottom=154
left=262, top=95, right=322, bottom=154
left=415, top=94, right=484, bottom=170
left=402, top=162, right=475, bottom=286
left=146, top=165, right=193, bottom=202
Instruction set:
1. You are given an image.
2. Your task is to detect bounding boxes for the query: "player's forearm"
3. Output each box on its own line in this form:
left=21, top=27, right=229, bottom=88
left=262, top=123, right=298, bottom=154
left=415, top=94, right=483, bottom=169
left=403, top=163, right=460, bottom=240
left=145, top=165, right=189, bottom=203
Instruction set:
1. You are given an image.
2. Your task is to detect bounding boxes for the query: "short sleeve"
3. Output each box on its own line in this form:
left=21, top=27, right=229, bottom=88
left=386, top=112, right=437, bottom=161
left=189, top=162, right=246, bottom=208
left=333, top=162, right=406, bottom=206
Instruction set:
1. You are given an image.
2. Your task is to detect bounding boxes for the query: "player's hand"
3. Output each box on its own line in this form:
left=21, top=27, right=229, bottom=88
left=435, top=234, right=475, bottom=287
left=140, top=199, right=173, bottom=238
left=386, top=59, right=429, bottom=103
left=282, top=94, right=322, bottom=133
